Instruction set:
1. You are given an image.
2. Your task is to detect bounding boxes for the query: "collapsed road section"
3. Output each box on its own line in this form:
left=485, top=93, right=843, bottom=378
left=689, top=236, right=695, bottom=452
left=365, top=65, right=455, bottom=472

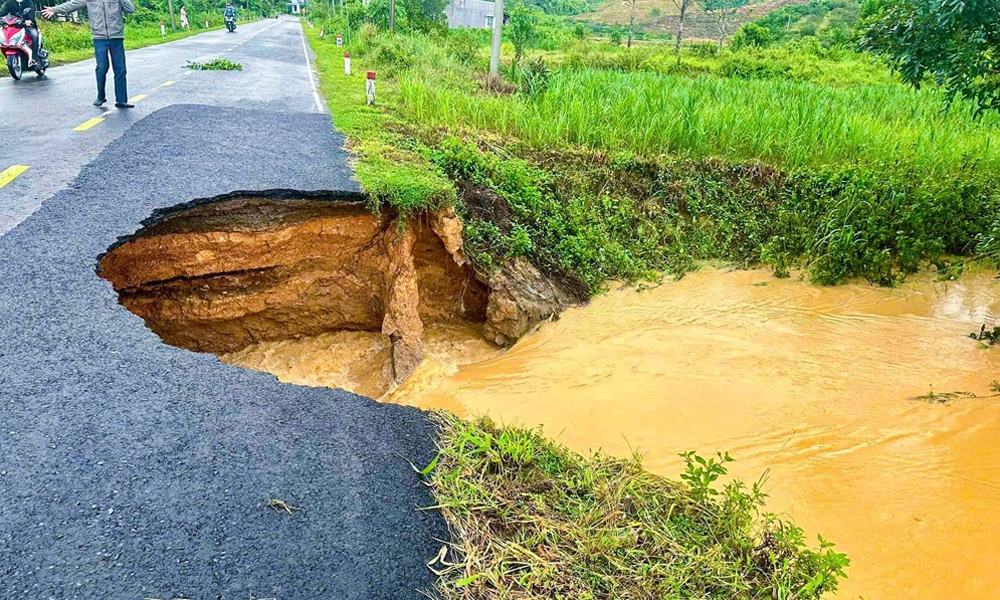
left=0, top=105, right=446, bottom=599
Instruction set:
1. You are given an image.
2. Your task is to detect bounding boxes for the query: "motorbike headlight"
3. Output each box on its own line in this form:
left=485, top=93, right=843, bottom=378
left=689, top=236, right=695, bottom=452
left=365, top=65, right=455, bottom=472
left=11, top=30, right=23, bottom=44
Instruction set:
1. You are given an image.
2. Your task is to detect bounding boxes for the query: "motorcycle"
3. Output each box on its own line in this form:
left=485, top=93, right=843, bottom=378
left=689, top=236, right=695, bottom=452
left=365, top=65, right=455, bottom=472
left=1, top=14, right=48, bottom=80
left=225, top=16, right=235, bottom=32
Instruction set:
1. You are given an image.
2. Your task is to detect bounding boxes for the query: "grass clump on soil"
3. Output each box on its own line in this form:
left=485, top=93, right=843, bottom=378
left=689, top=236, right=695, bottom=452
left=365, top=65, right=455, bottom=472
left=426, top=415, right=849, bottom=599
left=185, top=58, right=243, bottom=70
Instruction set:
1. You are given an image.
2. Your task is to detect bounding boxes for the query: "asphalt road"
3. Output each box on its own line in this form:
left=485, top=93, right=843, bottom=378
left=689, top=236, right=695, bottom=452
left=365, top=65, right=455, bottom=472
left=0, top=19, right=448, bottom=600
left=0, top=17, right=325, bottom=235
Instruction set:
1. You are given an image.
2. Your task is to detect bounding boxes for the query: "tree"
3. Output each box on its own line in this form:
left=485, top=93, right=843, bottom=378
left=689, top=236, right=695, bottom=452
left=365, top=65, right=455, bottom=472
left=668, top=0, right=692, bottom=56
left=730, top=21, right=771, bottom=50
left=860, top=0, right=1000, bottom=113
left=699, top=0, right=748, bottom=50
left=400, top=0, right=447, bottom=32
left=508, top=3, right=538, bottom=74
left=621, top=0, right=636, bottom=48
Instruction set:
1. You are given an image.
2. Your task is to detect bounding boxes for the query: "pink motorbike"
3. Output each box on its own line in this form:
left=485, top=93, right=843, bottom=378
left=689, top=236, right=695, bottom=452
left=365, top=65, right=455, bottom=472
left=2, top=14, right=48, bottom=80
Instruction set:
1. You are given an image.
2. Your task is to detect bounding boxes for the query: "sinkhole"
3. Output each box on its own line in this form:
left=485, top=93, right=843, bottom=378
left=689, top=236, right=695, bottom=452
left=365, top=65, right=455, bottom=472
left=98, top=193, right=497, bottom=397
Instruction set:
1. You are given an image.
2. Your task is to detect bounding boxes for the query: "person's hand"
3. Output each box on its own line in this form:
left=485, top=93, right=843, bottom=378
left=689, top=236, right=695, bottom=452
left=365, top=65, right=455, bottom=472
left=24, top=18, right=32, bottom=25
left=41, top=7, right=55, bottom=18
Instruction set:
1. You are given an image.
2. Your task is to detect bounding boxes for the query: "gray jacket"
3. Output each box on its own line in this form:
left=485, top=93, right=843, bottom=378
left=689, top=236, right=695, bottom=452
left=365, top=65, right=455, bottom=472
left=52, top=0, right=135, bottom=40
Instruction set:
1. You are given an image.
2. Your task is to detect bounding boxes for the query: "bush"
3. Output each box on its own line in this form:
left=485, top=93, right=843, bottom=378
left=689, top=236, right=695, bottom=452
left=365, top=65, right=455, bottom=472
left=717, top=55, right=792, bottom=79
left=607, top=27, right=623, bottom=45
left=688, top=40, right=719, bottom=57
left=520, top=56, right=552, bottom=97
left=445, top=28, right=481, bottom=63
left=731, top=22, right=773, bottom=50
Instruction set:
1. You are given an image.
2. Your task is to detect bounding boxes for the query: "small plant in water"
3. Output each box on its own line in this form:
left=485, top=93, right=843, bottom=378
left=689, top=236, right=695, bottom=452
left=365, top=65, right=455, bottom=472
left=970, top=323, right=1000, bottom=346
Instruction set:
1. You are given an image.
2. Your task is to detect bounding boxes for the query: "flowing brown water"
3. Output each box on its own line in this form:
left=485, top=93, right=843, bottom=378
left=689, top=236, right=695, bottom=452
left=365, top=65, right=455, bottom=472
left=229, top=267, right=1000, bottom=599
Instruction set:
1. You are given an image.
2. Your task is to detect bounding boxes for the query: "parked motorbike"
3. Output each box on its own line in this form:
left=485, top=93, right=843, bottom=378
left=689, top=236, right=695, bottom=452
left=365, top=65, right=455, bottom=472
left=1, top=14, right=48, bottom=80
left=225, top=17, right=235, bottom=32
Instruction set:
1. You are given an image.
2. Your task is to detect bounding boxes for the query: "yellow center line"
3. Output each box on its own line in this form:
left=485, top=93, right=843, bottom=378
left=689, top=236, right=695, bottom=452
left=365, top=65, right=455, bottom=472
left=129, top=94, right=148, bottom=103
left=73, top=117, right=105, bottom=132
left=158, top=80, right=176, bottom=88
left=0, top=165, right=29, bottom=189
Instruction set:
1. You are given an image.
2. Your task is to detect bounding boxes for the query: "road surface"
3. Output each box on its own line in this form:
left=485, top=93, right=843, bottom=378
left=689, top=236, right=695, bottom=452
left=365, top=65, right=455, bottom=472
left=0, top=17, right=324, bottom=235
left=0, top=18, right=447, bottom=600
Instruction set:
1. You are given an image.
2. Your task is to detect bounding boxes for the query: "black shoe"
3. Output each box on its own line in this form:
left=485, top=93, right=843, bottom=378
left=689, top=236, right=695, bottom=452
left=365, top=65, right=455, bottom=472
left=115, top=103, right=134, bottom=109
left=93, top=98, right=106, bottom=107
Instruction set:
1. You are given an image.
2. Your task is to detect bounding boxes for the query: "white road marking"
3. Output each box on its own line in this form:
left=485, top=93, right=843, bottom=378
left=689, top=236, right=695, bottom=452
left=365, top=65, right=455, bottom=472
left=298, top=22, right=323, bottom=114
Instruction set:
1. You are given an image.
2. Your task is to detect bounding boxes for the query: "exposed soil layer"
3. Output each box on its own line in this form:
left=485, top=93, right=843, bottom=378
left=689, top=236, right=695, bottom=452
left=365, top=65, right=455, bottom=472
left=98, top=196, right=490, bottom=385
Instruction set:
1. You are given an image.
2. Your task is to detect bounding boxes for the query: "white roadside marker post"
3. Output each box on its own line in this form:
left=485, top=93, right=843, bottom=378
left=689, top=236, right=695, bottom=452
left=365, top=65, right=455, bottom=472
left=344, top=52, right=351, bottom=76
left=366, top=71, right=375, bottom=106
left=160, top=21, right=166, bottom=36
left=205, top=19, right=209, bottom=27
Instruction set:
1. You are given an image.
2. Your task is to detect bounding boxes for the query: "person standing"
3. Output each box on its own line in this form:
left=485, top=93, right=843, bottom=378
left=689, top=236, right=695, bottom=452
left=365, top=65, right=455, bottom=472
left=42, top=0, right=135, bottom=108
left=179, top=5, right=188, bottom=30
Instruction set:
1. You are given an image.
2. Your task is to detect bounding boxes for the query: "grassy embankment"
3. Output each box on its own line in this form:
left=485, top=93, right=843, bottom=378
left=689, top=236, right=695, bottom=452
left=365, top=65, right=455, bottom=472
left=308, top=24, right=1000, bottom=291
left=302, top=22, right=879, bottom=599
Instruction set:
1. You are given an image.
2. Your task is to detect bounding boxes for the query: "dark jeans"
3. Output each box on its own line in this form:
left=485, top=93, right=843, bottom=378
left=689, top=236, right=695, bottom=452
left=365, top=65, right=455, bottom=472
left=24, top=26, right=39, bottom=60
left=93, top=38, right=127, bottom=105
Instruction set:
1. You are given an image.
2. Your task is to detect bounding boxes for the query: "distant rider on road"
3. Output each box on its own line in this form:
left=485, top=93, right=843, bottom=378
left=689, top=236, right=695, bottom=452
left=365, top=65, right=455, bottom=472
left=1, top=0, right=42, bottom=66
left=224, top=3, right=236, bottom=23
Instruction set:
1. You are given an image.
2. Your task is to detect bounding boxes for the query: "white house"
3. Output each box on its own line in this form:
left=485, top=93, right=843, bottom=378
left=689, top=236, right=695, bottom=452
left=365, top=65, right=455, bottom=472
left=445, top=0, right=495, bottom=29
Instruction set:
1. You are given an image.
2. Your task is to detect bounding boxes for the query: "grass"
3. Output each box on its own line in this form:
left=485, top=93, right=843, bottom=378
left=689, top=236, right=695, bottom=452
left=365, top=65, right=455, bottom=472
left=185, top=58, right=243, bottom=70
left=399, top=66, right=998, bottom=176
left=427, top=415, right=849, bottom=599
left=308, top=23, right=456, bottom=212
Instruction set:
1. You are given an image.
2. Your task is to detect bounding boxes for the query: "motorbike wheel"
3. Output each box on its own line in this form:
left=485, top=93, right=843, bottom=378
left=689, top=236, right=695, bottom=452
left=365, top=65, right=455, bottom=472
left=6, top=54, right=22, bottom=81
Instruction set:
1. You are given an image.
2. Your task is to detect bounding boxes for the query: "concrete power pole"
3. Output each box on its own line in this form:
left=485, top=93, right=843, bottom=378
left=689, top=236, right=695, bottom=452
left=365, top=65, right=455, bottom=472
left=167, top=0, right=176, bottom=30
left=488, top=0, right=503, bottom=79
left=390, top=0, right=395, bottom=32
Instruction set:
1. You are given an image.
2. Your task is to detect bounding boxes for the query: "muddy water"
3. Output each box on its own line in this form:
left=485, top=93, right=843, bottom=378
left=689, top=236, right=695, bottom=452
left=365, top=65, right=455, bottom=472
left=222, top=322, right=501, bottom=399
left=389, top=268, right=1000, bottom=600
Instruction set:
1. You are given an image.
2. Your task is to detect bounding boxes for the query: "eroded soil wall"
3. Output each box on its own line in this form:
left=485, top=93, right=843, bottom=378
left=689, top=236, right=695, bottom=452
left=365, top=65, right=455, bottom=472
left=98, top=197, right=489, bottom=382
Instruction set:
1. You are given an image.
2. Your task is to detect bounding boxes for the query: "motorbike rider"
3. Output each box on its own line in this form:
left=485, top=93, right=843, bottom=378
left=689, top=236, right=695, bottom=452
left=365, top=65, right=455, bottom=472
left=224, top=3, right=235, bottom=23
left=0, top=0, right=42, bottom=66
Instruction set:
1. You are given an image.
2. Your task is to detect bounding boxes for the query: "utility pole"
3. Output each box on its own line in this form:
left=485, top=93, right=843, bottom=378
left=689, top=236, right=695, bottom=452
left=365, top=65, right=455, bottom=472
left=167, top=0, right=176, bottom=31
left=389, top=0, right=395, bottom=32
left=488, top=0, right=503, bottom=79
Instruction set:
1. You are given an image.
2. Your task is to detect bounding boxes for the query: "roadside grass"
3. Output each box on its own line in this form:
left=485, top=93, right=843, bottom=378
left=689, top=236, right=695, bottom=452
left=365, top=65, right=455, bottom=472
left=426, top=414, right=849, bottom=599
left=400, top=64, right=998, bottom=176
left=307, top=24, right=456, bottom=213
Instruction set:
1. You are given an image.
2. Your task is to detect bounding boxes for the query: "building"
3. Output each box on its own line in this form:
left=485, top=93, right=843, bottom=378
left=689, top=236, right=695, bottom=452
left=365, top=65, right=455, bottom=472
left=445, top=0, right=494, bottom=29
